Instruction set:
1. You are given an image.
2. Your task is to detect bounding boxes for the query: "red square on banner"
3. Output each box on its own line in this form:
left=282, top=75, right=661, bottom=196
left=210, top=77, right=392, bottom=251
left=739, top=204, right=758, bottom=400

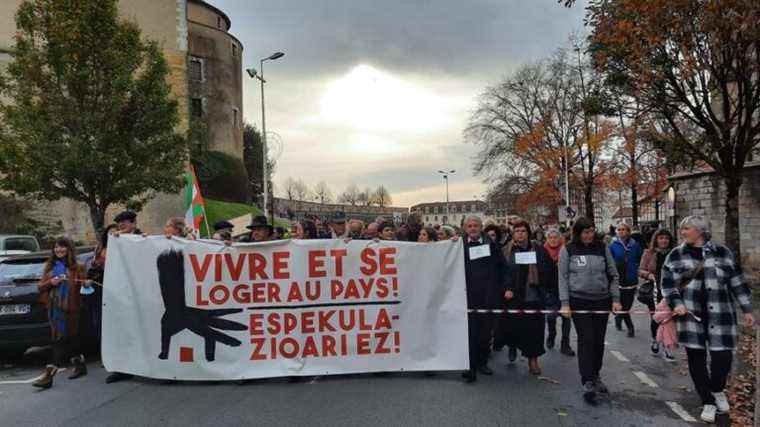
left=180, top=347, right=194, bottom=363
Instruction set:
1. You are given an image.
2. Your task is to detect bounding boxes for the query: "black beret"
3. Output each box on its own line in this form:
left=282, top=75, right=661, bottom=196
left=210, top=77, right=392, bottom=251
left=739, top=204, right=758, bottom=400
left=329, top=211, right=347, bottom=223
left=213, top=220, right=234, bottom=231
left=114, top=211, right=137, bottom=223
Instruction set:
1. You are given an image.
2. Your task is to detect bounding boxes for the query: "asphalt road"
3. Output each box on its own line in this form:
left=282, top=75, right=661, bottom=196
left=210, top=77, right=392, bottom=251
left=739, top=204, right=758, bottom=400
left=0, top=302, right=736, bottom=426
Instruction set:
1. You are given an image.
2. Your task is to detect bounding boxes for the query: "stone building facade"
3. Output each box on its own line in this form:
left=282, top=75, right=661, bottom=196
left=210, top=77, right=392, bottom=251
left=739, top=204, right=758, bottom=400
left=410, top=201, right=507, bottom=227
left=669, top=162, right=760, bottom=279
left=274, top=198, right=409, bottom=225
left=0, top=0, right=244, bottom=242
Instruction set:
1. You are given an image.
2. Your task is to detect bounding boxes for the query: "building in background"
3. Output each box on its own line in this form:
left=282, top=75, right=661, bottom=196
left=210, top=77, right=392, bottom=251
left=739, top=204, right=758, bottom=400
left=669, top=161, right=760, bottom=280
left=0, top=0, right=244, bottom=242
left=274, top=198, right=409, bottom=225
left=411, top=200, right=502, bottom=227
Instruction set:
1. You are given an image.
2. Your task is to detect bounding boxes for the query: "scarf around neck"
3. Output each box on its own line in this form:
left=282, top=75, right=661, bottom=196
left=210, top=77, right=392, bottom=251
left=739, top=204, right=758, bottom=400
left=503, top=240, right=539, bottom=287
left=543, top=241, right=562, bottom=263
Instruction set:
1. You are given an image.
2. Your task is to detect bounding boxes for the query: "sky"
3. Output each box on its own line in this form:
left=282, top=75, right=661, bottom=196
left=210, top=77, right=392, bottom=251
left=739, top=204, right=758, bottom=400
left=213, top=0, right=588, bottom=207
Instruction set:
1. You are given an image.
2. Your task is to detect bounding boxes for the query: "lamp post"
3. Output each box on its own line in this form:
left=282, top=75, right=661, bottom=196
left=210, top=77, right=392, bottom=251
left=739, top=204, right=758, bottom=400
left=246, top=51, right=285, bottom=223
left=437, top=169, right=455, bottom=223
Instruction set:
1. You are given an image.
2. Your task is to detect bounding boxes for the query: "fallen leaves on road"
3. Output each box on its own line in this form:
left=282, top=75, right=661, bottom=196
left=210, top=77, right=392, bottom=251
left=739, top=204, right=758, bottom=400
left=725, top=331, right=756, bottom=426
left=538, top=376, right=560, bottom=385
left=557, top=409, right=568, bottom=417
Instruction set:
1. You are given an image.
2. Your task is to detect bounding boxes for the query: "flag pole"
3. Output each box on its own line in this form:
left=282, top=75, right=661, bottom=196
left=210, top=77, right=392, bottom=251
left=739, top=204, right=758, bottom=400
left=202, top=204, right=211, bottom=239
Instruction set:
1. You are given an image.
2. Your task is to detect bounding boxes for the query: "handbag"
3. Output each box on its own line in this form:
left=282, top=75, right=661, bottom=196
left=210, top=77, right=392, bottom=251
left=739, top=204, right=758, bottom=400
left=637, top=280, right=654, bottom=304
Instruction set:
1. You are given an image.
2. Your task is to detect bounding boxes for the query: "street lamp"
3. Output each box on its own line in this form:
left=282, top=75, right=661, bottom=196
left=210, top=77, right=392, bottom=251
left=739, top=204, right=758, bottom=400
left=437, top=169, right=455, bottom=223
left=246, top=51, right=285, bottom=223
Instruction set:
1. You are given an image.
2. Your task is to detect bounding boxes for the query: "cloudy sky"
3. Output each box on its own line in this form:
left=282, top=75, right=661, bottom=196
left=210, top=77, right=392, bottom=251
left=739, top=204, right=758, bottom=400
left=214, top=0, right=587, bottom=207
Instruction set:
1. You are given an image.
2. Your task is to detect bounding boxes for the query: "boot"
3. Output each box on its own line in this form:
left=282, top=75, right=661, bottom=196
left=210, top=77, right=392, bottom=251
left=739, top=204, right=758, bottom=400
left=32, top=365, right=58, bottom=389
left=69, top=355, right=88, bottom=379
left=614, top=316, right=623, bottom=331
left=560, top=340, right=576, bottom=357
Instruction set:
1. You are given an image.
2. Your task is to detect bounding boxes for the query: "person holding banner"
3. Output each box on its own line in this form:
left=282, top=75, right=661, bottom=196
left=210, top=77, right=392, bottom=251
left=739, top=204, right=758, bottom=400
left=558, top=217, right=621, bottom=405
left=497, top=219, right=548, bottom=375
left=461, top=215, right=511, bottom=383
left=245, top=215, right=273, bottom=242
left=33, top=238, right=87, bottom=389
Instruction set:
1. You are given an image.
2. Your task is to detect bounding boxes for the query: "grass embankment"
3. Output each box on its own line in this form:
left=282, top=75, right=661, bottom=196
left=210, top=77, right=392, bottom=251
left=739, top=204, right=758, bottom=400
left=200, top=199, right=288, bottom=236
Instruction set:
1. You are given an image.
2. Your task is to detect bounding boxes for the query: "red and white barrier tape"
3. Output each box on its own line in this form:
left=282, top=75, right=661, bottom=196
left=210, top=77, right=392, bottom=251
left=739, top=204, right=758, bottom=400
left=467, top=308, right=701, bottom=322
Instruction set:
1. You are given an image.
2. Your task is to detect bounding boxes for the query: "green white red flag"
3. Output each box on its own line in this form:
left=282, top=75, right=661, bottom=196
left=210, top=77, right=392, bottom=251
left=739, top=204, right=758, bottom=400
left=184, top=164, right=207, bottom=236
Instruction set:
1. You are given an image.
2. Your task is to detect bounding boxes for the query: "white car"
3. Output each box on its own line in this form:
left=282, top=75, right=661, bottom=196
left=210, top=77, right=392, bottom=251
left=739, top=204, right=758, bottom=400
left=0, top=235, right=41, bottom=262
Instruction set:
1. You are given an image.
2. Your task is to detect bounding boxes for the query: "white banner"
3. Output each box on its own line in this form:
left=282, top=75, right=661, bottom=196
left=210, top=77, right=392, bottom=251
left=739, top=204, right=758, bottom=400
left=102, top=236, right=469, bottom=380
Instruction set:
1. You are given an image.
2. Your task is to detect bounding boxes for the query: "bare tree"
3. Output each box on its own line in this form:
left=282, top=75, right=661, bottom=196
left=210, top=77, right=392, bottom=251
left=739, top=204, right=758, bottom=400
left=281, top=177, right=297, bottom=202
left=313, top=181, right=333, bottom=205
left=373, top=186, right=392, bottom=208
left=338, top=184, right=361, bottom=206
left=358, top=187, right=373, bottom=206
left=293, top=178, right=311, bottom=202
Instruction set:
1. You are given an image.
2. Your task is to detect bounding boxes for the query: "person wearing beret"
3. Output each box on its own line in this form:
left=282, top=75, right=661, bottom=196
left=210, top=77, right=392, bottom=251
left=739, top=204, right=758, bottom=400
left=114, top=211, right=141, bottom=235
left=213, top=220, right=234, bottom=233
left=328, top=212, right=348, bottom=239
left=244, top=215, right=273, bottom=242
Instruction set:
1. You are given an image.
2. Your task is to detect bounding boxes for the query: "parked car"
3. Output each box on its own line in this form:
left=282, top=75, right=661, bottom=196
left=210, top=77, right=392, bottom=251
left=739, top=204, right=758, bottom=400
left=0, top=235, right=41, bottom=263
left=0, top=249, right=94, bottom=359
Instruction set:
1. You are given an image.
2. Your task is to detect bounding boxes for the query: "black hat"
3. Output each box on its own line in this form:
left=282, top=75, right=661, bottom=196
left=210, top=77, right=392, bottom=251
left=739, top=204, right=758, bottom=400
left=114, top=210, right=137, bottom=223
left=213, top=220, right=234, bottom=231
left=329, top=211, right=347, bottom=224
left=246, top=215, right=273, bottom=230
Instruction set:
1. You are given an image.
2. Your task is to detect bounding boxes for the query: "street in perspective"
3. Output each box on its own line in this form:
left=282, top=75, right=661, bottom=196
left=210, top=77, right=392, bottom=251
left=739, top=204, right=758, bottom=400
left=0, top=1, right=758, bottom=426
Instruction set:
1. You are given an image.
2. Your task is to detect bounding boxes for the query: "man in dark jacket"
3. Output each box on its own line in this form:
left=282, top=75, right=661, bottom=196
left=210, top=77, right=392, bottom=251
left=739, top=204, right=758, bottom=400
left=461, top=215, right=512, bottom=383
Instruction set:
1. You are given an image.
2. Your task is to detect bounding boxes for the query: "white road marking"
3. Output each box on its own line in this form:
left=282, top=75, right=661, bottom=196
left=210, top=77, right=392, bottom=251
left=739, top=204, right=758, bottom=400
left=309, top=376, right=321, bottom=384
left=610, top=350, right=630, bottom=362
left=666, top=401, right=697, bottom=422
left=0, top=368, right=66, bottom=385
left=633, top=371, right=659, bottom=388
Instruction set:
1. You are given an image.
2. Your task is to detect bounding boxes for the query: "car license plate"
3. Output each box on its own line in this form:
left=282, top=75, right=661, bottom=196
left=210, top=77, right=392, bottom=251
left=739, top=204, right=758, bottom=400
left=0, top=304, right=31, bottom=316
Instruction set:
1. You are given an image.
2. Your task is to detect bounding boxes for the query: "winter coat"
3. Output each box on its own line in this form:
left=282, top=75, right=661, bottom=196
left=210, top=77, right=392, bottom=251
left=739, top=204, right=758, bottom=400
left=609, top=237, right=643, bottom=286
left=661, top=241, right=753, bottom=351
left=38, top=262, right=85, bottom=340
left=463, top=234, right=512, bottom=309
left=558, top=241, right=620, bottom=304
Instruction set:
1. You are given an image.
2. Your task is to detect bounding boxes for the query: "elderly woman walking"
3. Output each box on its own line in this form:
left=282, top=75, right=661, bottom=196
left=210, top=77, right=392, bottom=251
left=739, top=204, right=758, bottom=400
left=661, top=216, right=754, bottom=423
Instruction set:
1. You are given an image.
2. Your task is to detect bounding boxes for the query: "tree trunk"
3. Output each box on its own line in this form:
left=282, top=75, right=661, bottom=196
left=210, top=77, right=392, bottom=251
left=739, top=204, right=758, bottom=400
left=584, top=180, right=595, bottom=222
left=630, top=182, right=639, bottom=227
left=723, top=176, right=742, bottom=264
left=88, top=203, right=107, bottom=238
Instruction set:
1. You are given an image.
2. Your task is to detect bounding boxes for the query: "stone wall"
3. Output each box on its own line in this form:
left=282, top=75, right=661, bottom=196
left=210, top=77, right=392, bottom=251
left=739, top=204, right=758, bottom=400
left=670, top=162, right=760, bottom=280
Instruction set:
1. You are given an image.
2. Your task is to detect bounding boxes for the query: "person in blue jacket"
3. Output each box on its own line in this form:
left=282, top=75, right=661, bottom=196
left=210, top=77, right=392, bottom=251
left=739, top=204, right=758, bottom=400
left=608, top=222, right=643, bottom=337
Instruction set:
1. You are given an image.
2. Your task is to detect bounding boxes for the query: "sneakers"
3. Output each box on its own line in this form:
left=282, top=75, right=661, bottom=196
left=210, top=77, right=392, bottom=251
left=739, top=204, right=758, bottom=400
left=650, top=340, right=660, bottom=355
left=712, top=392, right=730, bottom=413
left=582, top=381, right=597, bottom=405
left=700, top=404, right=717, bottom=423
left=663, top=348, right=676, bottom=362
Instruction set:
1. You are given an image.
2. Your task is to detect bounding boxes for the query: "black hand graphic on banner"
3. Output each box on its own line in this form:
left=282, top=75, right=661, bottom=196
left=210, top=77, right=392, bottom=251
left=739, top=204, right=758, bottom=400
left=156, top=250, right=246, bottom=362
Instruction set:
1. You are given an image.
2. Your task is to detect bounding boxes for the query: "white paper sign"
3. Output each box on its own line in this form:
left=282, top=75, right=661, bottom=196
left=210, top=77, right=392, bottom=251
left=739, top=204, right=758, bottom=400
left=515, top=251, right=537, bottom=265
left=468, top=244, right=491, bottom=260
left=102, top=236, right=469, bottom=380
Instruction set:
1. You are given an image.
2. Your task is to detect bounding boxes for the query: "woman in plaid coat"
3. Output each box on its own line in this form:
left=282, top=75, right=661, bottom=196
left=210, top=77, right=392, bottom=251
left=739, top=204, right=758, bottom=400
left=660, top=216, right=754, bottom=423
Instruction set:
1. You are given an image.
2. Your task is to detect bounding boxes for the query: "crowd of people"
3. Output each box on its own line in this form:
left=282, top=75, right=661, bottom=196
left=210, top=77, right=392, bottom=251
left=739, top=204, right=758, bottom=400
left=30, top=208, right=754, bottom=423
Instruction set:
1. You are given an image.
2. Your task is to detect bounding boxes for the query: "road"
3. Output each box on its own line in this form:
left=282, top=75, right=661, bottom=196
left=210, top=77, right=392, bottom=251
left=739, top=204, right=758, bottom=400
left=0, top=302, right=734, bottom=426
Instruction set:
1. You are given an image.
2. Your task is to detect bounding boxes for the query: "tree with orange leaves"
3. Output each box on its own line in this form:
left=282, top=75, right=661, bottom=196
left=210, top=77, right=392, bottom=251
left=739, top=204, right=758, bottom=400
left=466, top=46, right=615, bottom=223
left=586, top=0, right=760, bottom=259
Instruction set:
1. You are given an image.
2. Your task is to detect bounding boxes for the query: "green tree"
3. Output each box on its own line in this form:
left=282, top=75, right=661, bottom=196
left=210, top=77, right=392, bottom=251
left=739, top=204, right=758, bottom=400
left=242, top=122, right=275, bottom=206
left=0, top=0, right=186, bottom=234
